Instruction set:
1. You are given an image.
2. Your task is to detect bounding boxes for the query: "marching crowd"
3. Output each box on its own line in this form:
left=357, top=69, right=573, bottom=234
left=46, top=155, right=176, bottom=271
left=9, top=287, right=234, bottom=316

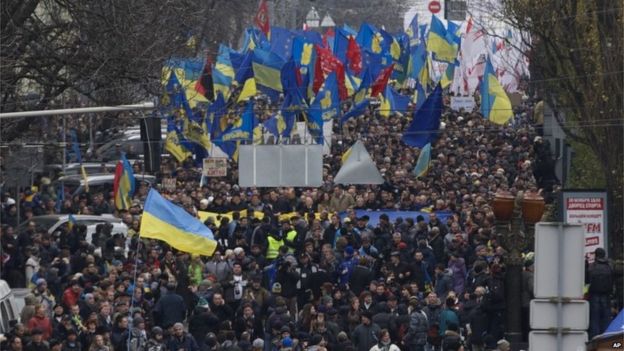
left=0, top=91, right=616, bottom=351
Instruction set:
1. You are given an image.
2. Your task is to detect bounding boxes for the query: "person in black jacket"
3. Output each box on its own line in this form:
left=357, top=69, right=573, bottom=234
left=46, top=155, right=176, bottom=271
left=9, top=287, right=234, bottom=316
left=153, top=283, right=186, bottom=328
left=587, top=248, right=614, bottom=338
left=111, top=315, right=129, bottom=351
left=349, top=257, right=374, bottom=296
left=466, top=287, right=488, bottom=351
left=188, top=306, right=220, bottom=347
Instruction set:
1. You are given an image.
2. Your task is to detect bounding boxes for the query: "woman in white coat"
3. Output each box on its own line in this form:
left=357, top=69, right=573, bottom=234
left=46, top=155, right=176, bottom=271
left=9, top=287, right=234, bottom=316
left=369, top=329, right=401, bottom=351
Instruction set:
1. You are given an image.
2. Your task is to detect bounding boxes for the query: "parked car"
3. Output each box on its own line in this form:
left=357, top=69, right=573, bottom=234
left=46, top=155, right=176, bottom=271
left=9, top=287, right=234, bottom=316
left=42, top=162, right=116, bottom=179
left=54, top=173, right=156, bottom=198
left=18, top=214, right=128, bottom=246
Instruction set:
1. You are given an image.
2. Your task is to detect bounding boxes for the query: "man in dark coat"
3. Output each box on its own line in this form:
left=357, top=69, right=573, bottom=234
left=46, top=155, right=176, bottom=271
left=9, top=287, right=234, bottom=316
left=153, top=283, right=186, bottom=328
left=349, top=257, right=374, bottom=296
left=167, top=323, right=200, bottom=351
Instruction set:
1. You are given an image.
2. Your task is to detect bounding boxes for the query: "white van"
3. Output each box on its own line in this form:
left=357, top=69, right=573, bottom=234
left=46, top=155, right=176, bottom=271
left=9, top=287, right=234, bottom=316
left=0, top=280, right=20, bottom=334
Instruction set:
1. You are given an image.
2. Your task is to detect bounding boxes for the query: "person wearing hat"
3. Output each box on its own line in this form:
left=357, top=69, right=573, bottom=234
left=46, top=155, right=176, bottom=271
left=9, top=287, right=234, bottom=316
left=243, top=275, right=271, bottom=313
left=145, top=327, right=166, bottom=351
left=296, top=252, right=318, bottom=308
left=351, top=311, right=381, bottom=351
left=495, top=339, right=510, bottom=351
left=128, top=316, right=147, bottom=351
left=62, top=328, right=81, bottom=351
left=338, top=246, right=358, bottom=287
left=265, top=229, right=285, bottom=261
left=25, top=328, right=48, bottom=351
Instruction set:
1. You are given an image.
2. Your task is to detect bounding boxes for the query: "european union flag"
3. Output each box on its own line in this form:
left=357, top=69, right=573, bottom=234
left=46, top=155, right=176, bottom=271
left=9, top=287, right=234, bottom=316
left=402, top=84, right=442, bottom=148
left=270, top=27, right=296, bottom=61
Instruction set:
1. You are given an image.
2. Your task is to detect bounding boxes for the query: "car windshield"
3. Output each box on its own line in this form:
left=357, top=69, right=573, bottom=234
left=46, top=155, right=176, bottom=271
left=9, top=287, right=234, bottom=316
left=18, top=217, right=60, bottom=233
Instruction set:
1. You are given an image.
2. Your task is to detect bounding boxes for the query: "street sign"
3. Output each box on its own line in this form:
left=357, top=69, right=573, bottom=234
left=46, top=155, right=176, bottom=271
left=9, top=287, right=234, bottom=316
left=530, top=299, right=589, bottom=330
left=428, top=1, right=441, bottom=14
left=529, top=331, right=587, bottom=351
left=561, top=191, right=608, bottom=261
left=534, top=223, right=585, bottom=299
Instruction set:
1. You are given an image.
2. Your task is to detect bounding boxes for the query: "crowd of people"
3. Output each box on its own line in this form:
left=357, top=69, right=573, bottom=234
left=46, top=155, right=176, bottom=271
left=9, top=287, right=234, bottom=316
left=0, top=88, right=617, bottom=351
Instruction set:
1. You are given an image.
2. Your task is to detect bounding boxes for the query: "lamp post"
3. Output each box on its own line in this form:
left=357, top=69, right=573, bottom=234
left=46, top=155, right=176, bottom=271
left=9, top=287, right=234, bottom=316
left=492, top=190, right=545, bottom=345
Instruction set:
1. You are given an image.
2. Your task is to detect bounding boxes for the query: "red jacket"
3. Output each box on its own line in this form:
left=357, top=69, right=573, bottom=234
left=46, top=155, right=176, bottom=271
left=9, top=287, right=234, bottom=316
left=27, top=315, right=52, bottom=340
left=62, top=288, right=80, bottom=308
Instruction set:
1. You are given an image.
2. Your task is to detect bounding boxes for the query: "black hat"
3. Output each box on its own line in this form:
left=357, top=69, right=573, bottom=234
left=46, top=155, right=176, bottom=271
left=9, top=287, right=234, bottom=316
left=361, top=311, right=373, bottom=319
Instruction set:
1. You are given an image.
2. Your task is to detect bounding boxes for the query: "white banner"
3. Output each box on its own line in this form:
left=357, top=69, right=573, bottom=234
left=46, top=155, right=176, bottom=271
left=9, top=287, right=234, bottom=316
left=563, top=192, right=608, bottom=261
left=450, top=96, right=476, bottom=111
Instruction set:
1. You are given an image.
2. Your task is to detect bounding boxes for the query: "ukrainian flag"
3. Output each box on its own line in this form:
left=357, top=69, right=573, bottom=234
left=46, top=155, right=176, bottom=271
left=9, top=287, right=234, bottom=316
left=113, top=154, right=135, bottom=210
left=213, top=45, right=235, bottom=98
left=427, top=15, right=458, bottom=63
left=413, top=142, right=432, bottom=178
left=140, top=189, right=217, bottom=256
left=162, top=58, right=208, bottom=108
left=480, top=58, right=513, bottom=125
left=67, top=214, right=77, bottom=232
left=252, top=48, right=284, bottom=94
left=165, top=117, right=192, bottom=162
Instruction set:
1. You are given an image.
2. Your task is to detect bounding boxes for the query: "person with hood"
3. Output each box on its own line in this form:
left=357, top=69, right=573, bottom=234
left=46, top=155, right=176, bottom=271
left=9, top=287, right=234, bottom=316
left=402, top=299, right=428, bottom=351
left=338, top=246, right=358, bottom=287
left=447, top=252, right=466, bottom=296
left=433, top=264, right=453, bottom=301
left=243, top=275, right=271, bottom=315
left=21, top=295, right=38, bottom=324
left=188, top=304, right=220, bottom=345
left=440, top=323, right=463, bottom=351
left=351, top=311, right=381, bottom=351
left=128, top=317, right=148, bottom=351
left=145, top=327, right=166, bottom=351
left=369, top=329, right=400, bottom=351
left=166, top=323, right=199, bottom=351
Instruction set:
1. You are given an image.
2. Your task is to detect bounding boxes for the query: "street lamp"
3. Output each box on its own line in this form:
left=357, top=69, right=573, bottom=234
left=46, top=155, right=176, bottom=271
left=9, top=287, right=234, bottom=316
left=492, top=190, right=545, bottom=344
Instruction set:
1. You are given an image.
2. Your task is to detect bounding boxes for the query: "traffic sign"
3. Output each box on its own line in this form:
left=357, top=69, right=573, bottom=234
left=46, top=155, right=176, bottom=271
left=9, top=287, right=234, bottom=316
left=530, top=299, right=589, bottom=330
left=529, top=331, right=587, bottom=351
left=534, top=223, right=585, bottom=298
left=428, top=1, right=441, bottom=14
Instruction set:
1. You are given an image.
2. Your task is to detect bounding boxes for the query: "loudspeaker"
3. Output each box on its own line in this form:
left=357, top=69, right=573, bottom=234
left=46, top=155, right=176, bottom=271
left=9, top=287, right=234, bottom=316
left=140, top=117, right=162, bottom=141
left=143, top=141, right=161, bottom=174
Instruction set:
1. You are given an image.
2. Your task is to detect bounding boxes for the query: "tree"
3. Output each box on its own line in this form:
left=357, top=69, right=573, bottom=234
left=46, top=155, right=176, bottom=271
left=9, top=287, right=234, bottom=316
left=1, top=0, right=255, bottom=139
left=493, top=0, right=623, bottom=257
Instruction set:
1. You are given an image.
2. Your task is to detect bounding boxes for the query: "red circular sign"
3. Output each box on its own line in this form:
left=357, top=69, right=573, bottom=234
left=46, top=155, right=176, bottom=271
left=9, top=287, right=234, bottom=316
left=428, top=1, right=441, bottom=13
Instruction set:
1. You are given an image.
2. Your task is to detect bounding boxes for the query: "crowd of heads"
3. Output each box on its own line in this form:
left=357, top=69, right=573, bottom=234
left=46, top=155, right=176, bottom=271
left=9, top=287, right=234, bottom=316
left=1, top=90, right=548, bottom=351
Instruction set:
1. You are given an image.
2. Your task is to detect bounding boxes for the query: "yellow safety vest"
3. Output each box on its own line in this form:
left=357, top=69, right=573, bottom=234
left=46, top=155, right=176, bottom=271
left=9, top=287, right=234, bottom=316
left=266, top=236, right=284, bottom=260
left=285, top=230, right=297, bottom=253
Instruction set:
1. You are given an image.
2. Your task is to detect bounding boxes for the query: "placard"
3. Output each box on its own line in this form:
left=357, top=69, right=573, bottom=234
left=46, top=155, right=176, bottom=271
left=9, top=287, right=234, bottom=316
left=561, top=191, right=608, bottom=261
left=203, top=157, right=228, bottom=177
left=450, top=96, right=476, bottom=111
left=162, top=177, right=177, bottom=192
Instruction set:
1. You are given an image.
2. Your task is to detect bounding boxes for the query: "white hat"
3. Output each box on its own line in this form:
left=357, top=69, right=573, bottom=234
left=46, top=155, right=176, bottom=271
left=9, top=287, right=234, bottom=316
left=233, top=247, right=244, bottom=255
left=6, top=198, right=15, bottom=205
left=200, top=199, right=209, bottom=206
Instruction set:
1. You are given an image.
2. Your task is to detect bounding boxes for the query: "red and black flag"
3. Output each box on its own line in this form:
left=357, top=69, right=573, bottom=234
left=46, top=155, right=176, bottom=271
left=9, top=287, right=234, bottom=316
left=195, top=56, right=215, bottom=101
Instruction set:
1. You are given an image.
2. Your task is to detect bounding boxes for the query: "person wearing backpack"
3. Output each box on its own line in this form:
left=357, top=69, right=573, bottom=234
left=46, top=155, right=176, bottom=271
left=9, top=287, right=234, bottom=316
left=587, top=248, right=614, bottom=338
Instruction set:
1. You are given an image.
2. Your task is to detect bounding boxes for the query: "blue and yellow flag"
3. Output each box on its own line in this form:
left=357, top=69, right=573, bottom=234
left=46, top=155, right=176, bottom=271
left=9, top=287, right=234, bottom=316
left=113, top=153, right=135, bottom=210
left=309, top=71, right=340, bottom=122
left=208, top=92, right=228, bottom=140
left=412, top=81, right=427, bottom=111
left=252, top=48, right=285, bottom=95
left=165, top=117, right=192, bottom=162
left=67, top=214, right=77, bottom=232
left=220, top=100, right=255, bottom=142
left=379, top=86, right=410, bottom=118
left=279, top=93, right=300, bottom=138
left=480, top=58, right=513, bottom=124
left=354, top=68, right=373, bottom=103
left=413, top=142, right=432, bottom=178
left=402, top=84, right=443, bottom=148
left=140, top=189, right=217, bottom=256
left=213, top=45, right=235, bottom=98
left=233, top=50, right=254, bottom=85
left=340, top=98, right=370, bottom=124
left=427, top=15, right=458, bottom=63
left=406, top=14, right=419, bottom=47
left=440, top=60, right=458, bottom=89
left=162, top=58, right=209, bottom=108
